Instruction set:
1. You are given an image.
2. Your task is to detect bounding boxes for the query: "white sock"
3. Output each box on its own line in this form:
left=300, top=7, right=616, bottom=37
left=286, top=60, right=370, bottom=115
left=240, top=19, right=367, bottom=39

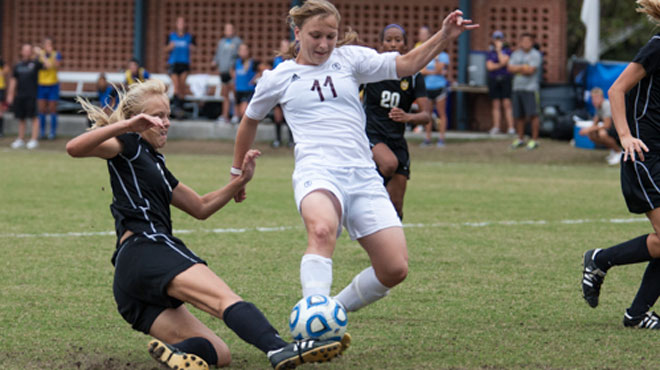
left=334, top=266, right=389, bottom=312
left=300, top=254, right=333, bottom=297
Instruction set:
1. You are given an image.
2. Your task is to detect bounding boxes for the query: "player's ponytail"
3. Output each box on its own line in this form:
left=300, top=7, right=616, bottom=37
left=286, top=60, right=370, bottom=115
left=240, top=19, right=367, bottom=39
left=637, top=0, right=660, bottom=24
left=283, top=0, right=359, bottom=59
left=78, top=79, right=167, bottom=129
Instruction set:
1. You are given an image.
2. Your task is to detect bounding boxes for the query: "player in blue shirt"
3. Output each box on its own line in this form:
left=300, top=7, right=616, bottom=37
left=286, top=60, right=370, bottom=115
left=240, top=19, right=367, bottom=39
left=420, top=46, right=450, bottom=147
left=231, top=43, right=256, bottom=121
left=272, top=39, right=294, bottom=147
left=165, top=17, right=195, bottom=117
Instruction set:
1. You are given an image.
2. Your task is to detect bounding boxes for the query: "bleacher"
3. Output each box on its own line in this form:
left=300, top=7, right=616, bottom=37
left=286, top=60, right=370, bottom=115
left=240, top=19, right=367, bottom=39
left=57, top=71, right=223, bottom=119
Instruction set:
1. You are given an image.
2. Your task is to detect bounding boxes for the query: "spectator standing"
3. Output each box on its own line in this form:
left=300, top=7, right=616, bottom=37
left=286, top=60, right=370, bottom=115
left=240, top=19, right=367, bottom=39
left=212, top=23, right=242, bottom=124
left=272, top=39, right=294, bottom=148
left=414, top=25, right=431, bottom=49
left=0, top=56, right=8, bottom=137
left=420, top=50, right=450, bottom=147
left=486, top=30, right=515, bottom=135
left=578, top=87, right=622, bottom=165
left=166, top=16, right=195, bottom=118
left=8, top=44, right=43, bottom=149
left=125, top=58, right=150, bottom=86
left=508, top=33, right=542, bottom=150
left=36, top=37, right=61, bottom=140
left=231, top=43, right=256, bottom=122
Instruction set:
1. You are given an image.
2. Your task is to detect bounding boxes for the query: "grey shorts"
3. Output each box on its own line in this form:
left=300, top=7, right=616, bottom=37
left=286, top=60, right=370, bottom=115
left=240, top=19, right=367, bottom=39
left=512, top=90, right=539, bottom=119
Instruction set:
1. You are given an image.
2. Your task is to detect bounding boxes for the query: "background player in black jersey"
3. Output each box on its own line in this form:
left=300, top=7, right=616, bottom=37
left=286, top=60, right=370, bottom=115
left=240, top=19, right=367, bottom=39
left=582, top=0, right=660, bottom=330
left=363, top=24, right=431, bottom=219
left=66, top=79, right=341, bottom=369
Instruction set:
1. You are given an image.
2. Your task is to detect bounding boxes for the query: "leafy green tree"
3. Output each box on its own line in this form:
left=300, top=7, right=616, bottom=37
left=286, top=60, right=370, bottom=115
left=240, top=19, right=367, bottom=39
left=567, top=0, right=657, bottom=62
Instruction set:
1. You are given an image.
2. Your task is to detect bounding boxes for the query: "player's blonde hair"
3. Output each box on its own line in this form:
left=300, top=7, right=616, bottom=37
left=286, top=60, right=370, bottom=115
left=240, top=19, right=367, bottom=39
left=590, top=87, right=604, bottom=96
left=282, top=0, right=359, bottom=59
left=78, top=79, right=167, bottom=129
left=637, top=0, right=660, bottom=24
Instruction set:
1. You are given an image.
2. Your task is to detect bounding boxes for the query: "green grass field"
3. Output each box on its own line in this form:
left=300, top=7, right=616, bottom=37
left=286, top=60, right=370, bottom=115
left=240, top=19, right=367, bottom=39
left=1, top=137, right=657, bottom=369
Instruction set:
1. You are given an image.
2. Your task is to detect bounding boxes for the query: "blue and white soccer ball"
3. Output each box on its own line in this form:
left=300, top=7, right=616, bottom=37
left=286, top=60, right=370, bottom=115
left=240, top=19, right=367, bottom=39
left=288, top=294, right=348, bottom=341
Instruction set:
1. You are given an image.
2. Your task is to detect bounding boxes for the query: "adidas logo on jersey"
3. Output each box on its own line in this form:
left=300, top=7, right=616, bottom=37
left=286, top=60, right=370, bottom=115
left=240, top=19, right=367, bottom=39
left=291, top=73, right=300, bottom=82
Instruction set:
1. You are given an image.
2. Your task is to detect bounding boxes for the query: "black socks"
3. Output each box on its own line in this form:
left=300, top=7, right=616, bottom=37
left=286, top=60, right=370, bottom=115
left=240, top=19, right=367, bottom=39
left=174, top=337, right=218, bottom=366
left=594, top=234, right=651, bottom=271
left=629, top=259, right=660, bottom=317
left=223, top=301, right=288, bottom=353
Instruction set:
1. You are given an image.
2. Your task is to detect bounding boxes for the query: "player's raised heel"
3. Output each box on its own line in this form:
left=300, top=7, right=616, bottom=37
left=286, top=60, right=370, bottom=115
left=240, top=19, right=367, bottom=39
left=148, top=339, right=209, bottom=370
left=582, top=248, right=606, bottom=308
left=268, top=339, right=341, bottom=370
left=339, top=332, right=351, bottom=354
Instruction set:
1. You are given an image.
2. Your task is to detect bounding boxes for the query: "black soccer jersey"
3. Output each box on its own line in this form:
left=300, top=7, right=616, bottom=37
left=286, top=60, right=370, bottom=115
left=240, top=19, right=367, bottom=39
left=108, top=133, right=179, bottom=240
left=364, top=73, right=426, bottom=140
left=627, top=34, right=660, bottom=152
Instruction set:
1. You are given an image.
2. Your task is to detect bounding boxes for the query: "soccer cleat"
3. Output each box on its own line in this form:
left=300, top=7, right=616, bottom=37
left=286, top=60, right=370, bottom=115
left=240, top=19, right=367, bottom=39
left=268, top=338, right=341, bottom=370
left=526, top=140, right=538, bottom=150
left=436, top=139, right=445, bottom=148
left=510, top=138, right=524, bottom=149
left=623, top=311, right=660, bottom=329
left=339, top=332, right=351, bottom=355
left=26, top=139, right=39, bottom=150
left=148, top=339, right=209, bottom=370
left=420, top=139, right=432, bottom=148
left=607, top=152, right=622, bottom=166
left=582, top=249, right=606, bottom=308
left=10, top=139, right=25, bottom=149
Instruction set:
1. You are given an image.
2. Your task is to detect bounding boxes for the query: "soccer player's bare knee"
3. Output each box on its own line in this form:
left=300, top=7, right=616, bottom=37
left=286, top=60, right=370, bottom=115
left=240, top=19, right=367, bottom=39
left=308, top=221, right=337, bottom=248
left=375, top=257, right=408, bottom=287
left=647, top=233, right=660, bottom=258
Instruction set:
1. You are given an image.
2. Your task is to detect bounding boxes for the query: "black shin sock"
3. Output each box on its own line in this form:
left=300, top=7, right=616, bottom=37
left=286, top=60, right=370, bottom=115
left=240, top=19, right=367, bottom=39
left=223, top=301, right=288, bottom=353
left=0, top=116, right=4, bottom=135
left=594, top=234, right=651, bottom=271
left=173, top=337, right=218, bottom=366
left=628, top=259, right=660, bottom=317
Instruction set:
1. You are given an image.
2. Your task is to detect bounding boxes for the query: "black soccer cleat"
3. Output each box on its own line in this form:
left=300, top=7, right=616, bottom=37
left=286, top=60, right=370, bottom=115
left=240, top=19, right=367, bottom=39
left=267, top=338, right=341, bottom=370
left=582, top=248, right=607, bottom=308
left=148, top=339, right=209, bottom=370
left=623, top=311, right=660, bottom=329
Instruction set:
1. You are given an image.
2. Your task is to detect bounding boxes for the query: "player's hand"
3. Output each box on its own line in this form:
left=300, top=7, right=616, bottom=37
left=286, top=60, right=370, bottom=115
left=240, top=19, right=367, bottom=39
left=389, top=107, right=409, bottom=123
left=440, top=10, right=479, bottom=41
left=620, top=134, right=649, bottom=162
left=6, top=95, right=13, bottom=106
left=239, top=149, right=261, bottom=184
left=125, top=113, right=165, bottom=133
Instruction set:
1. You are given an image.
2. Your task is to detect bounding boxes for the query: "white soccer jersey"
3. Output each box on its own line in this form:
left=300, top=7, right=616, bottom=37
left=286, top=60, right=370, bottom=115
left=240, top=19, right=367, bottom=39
left=246, top=45, right=399, bottom=169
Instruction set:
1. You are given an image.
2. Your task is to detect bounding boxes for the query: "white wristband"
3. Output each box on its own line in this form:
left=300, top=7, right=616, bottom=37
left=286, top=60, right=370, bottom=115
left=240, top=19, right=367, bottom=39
left=230, top=167, right=243, bottom=176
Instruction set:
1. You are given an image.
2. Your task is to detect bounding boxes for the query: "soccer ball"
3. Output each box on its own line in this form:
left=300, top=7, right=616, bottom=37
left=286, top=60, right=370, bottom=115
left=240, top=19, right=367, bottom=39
left=288, top=294, right=348, bottom=341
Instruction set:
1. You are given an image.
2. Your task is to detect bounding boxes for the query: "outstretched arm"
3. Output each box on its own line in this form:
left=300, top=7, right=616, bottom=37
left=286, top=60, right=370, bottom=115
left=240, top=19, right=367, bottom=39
left=172, top=149, right=261, bottom=219
left=66, top=114, right=165, bottom=159
left=231, top=116, right=260, bottom=202
left=395, top=10, right=478, bottom=78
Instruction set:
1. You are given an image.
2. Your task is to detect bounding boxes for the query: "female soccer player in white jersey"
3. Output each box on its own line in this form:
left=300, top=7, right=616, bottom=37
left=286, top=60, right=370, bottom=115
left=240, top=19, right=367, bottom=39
left=232, top=0, right=477, bottom=317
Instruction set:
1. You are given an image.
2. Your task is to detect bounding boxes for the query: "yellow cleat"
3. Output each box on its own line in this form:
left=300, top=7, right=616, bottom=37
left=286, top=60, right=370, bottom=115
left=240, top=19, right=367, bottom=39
left=339, top=332, right=351, bottom=355
left=148, top=339, right=209, bottom=370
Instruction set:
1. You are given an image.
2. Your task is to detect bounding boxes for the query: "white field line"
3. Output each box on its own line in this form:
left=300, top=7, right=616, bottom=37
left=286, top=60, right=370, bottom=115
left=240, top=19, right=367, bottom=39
left=0, top=217, right=648, bottom=239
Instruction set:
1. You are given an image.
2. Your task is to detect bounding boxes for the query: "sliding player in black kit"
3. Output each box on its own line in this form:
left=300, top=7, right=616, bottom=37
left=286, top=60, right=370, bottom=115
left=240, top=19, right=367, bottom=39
left=363, top=24, right=431, bottom=219
left=66, top=79, right=341, bottom=369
